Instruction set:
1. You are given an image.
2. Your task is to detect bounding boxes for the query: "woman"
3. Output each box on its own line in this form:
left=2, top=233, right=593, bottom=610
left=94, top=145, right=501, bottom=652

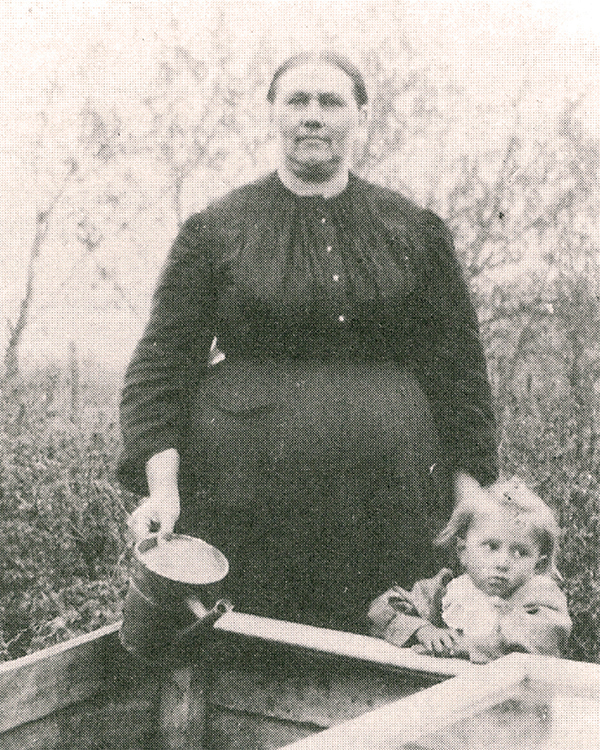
left=119, top=52, right=498, bottom=633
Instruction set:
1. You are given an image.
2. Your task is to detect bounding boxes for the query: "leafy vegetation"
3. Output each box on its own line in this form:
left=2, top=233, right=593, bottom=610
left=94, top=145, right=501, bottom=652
left=0, top=370, right=136, bottom=660
left=1, top=25, right=597, bottom=664
left=1, top=290, right=599, bottom=664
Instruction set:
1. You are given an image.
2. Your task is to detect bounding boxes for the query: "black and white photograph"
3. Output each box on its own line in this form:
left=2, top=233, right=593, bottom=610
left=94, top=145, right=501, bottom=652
left=1, top=1, right=598, bottom=747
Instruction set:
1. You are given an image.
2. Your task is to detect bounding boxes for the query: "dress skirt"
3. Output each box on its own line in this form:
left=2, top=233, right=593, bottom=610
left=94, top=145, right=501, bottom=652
left=176, top=355, right=451, bottom=633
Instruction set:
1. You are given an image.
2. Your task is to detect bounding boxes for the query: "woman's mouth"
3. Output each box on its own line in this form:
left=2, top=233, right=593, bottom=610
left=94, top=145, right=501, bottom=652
left=296, top=135, right=331, bottom=145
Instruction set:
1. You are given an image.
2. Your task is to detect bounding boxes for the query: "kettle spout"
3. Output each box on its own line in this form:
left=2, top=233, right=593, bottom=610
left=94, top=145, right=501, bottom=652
left=174, top=598, right=233, bottom=645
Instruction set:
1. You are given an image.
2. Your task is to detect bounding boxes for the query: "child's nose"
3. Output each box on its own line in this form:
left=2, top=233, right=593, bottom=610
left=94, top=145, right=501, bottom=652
left=494, top=550, right=510, bottom=570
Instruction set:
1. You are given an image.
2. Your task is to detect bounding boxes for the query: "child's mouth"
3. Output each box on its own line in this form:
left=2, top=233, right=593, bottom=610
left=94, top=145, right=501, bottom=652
left=487, top=576, right=509, bottom=590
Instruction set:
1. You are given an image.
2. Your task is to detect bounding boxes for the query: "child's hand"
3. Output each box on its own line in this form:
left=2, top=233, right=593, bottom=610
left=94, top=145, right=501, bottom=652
left=415, top=625, right=459, bottom=656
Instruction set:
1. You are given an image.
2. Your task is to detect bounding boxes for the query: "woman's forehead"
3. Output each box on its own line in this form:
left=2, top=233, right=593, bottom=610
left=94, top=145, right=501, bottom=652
left=275, top=62, right=356, bottom=99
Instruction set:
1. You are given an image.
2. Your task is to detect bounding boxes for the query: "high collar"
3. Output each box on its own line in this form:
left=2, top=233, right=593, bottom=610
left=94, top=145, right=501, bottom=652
left=273, top=169, right=356, bottom=205
left=275, top=166, right=352, bottom=200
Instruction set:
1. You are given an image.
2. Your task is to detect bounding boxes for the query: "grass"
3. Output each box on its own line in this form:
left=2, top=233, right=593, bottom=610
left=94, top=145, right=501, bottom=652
left=1, top=354, right=599, bottom=663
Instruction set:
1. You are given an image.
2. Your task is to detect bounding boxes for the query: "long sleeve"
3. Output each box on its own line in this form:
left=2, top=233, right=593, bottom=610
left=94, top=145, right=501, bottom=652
left=499, top=575, right=572, bottom=657
left=402, top=212, right=498, bottom=486
left=367, top=569, right=453, bottom=647
left=118, top=214, right=217, bottom=494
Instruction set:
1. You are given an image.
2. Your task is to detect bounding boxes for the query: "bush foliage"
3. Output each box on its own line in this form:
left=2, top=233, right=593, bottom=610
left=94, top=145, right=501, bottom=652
left=0, top=372, right=136, bottom=660
left=1, top=315, right=599, bottom=664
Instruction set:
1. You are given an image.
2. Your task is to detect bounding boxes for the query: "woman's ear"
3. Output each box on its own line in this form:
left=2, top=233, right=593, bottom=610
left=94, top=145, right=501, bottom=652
left=358, top=104, right=369, bottom=127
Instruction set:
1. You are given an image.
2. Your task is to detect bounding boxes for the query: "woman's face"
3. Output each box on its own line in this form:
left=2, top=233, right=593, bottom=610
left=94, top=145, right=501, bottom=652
left=270, top=62, right=366, bottom=183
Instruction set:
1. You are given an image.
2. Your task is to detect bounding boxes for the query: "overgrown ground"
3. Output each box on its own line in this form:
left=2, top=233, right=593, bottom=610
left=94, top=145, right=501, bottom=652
left=1, top=348, right=599, bottom=663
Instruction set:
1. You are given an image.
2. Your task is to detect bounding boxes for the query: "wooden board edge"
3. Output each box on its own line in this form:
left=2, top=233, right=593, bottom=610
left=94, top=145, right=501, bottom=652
left=213, top=612, right=471, bottom=678
left=0, top=622, right=126, bottom=734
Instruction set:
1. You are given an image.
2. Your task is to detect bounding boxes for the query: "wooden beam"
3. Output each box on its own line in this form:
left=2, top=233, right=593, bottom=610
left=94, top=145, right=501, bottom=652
left=0, top=611, right=469, bottom=738
left=159, top=664, right=209, bottom=749
left=0, top=623, right=123, bottom=734
left=213, top=611, right=469, bottom=678
left=277, top=657, right=525, bottom=750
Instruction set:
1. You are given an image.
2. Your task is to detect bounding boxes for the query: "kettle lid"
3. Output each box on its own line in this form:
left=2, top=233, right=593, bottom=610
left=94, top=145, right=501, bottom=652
left=135, top=533, right=229, bottom=585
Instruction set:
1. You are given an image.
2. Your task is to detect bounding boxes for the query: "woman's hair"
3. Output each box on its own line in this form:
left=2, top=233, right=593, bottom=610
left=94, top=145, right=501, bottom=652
left=267, top=51, right=368, bottom=107
left=435, top=477, right=562, bottom=577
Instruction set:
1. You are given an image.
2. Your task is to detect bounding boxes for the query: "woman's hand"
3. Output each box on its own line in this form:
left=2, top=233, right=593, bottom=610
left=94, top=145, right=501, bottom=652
left=128, top=490, right=180, bottom=543
left=416, top=624, right=459, bottom=656
left=128, top=448, right=181, bottom=542
left=454, top=470, right=488, bottom=506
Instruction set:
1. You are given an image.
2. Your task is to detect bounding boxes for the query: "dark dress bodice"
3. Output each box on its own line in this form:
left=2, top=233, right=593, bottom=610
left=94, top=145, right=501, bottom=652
left=118, top=172, right=498, bottom=630
left=120, top=171, right=497, bottom=492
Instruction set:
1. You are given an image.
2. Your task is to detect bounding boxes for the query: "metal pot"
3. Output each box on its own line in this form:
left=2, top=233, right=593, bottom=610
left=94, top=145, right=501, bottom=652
left=120, top=533, right=231, bottom=662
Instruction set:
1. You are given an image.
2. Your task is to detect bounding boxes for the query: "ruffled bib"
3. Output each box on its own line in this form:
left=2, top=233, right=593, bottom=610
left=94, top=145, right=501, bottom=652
left=442, top=574, right=505, bottom=638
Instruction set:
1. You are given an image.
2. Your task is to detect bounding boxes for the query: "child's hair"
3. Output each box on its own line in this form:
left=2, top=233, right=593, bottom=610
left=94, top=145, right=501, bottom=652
left=435, top=477, right=562, bottom=578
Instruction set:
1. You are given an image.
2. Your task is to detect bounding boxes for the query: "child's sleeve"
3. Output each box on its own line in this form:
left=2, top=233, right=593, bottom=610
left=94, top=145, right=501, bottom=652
left=368, top=569, right=453, bottom=648
left=499, top=576, right=572, bottom=657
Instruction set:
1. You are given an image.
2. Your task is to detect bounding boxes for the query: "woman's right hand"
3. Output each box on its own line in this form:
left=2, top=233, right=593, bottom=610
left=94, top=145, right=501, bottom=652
left=128, top=490, right=180, bottom=542
left=128, top=448, right=181, bottom=542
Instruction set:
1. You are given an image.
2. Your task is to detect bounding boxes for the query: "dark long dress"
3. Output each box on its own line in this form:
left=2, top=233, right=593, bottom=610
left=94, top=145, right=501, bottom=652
left=119, top=172, right=498, bottom=632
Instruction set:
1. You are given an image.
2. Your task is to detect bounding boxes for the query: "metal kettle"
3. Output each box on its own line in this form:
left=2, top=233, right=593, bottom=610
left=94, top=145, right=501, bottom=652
left=120, top=533, right=231, bottom=663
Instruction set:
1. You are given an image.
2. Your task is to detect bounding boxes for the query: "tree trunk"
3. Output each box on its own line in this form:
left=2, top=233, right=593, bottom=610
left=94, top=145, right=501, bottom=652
left=3, top=211, right=49, bottom=383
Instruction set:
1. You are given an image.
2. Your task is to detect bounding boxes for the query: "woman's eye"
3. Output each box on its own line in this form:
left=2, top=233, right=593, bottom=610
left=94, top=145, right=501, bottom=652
left=319, top=95, right=344, bottom=107
left=287, top=94, right=309, bottom=106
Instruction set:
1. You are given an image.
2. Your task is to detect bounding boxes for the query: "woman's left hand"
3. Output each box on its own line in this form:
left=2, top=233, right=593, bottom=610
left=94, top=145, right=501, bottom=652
left=454, top=471, right=488, bottom=506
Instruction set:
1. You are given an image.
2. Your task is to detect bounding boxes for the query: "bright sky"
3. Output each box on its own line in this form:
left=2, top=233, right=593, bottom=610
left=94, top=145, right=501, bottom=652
left=1, top=0, right=598, bottom=105
left=2, top=0, right=597, bottom=173
left=0, top=0, right=598, bottom=366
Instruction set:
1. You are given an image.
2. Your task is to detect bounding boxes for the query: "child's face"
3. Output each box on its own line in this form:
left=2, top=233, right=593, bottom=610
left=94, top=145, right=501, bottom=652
left=458, top=509, right=544, bottom=599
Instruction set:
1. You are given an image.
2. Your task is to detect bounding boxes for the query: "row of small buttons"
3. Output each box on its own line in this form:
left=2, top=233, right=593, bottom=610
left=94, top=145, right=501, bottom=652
left=317, top=214, right=346, bottom=323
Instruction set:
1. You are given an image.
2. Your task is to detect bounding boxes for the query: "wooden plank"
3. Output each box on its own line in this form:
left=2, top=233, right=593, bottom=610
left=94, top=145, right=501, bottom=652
left=0, top=611, right=466, bottom=739
left=159, top=663, right=209, bottom=749
left=0, top=622, right=123, bottom=734
left=0, top=675, right=160, bottom=749
left=208, top=637, right=439, bottom=728
left=0, top=713, right=61, bottom=750
left=505, top=652, right=600, bottom=694
left=208, top=710, right=317, bottom=750
left=214, top=612, right=468, bottom=678
left=278, top=654, right=600, bottom=750
left=278, top=657, right=523, bottom=750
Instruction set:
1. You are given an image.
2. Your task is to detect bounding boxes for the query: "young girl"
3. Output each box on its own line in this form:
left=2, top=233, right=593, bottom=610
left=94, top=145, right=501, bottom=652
left=368, top=478, right=572, bottom=663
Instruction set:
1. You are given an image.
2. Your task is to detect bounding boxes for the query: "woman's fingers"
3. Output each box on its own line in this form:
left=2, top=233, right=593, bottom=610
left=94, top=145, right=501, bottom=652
left=127, top=495, right=180, bottom=542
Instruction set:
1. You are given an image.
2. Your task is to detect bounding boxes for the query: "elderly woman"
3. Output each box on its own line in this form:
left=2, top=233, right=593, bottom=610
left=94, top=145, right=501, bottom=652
left=119, top=52, right=498, bottom=633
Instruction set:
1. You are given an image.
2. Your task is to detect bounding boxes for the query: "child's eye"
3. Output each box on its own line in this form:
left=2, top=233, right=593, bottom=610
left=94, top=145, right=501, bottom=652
left=512, top=547, right=530, bottom=558
left=482, top=540, right=499, bottom=551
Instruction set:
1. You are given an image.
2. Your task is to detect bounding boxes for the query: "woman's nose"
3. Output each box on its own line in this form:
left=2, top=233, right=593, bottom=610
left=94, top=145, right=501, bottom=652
left=301, top=99, right=324, bottom=127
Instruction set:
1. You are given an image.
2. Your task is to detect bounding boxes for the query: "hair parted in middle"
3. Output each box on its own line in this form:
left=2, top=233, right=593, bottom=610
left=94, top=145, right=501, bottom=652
left=267, top=50, right=368, bottom=108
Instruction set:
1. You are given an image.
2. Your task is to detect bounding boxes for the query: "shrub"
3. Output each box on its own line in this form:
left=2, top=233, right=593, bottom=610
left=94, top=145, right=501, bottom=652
left=0, top=367, right=136, bottom=660
left=1, top=350, right=599, bottom=663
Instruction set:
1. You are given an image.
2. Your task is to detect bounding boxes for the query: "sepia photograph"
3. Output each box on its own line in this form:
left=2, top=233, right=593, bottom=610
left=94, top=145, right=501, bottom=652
left=1, top=1, right=598, bottom=747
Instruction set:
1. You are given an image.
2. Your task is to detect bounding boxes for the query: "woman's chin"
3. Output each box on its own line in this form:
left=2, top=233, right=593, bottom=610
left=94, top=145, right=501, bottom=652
left=288, top=156, right=340, bottom=183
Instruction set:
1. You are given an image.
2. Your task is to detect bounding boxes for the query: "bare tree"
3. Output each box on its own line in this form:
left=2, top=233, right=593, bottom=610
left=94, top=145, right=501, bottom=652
left=3, top=159, right=77, bottom=383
